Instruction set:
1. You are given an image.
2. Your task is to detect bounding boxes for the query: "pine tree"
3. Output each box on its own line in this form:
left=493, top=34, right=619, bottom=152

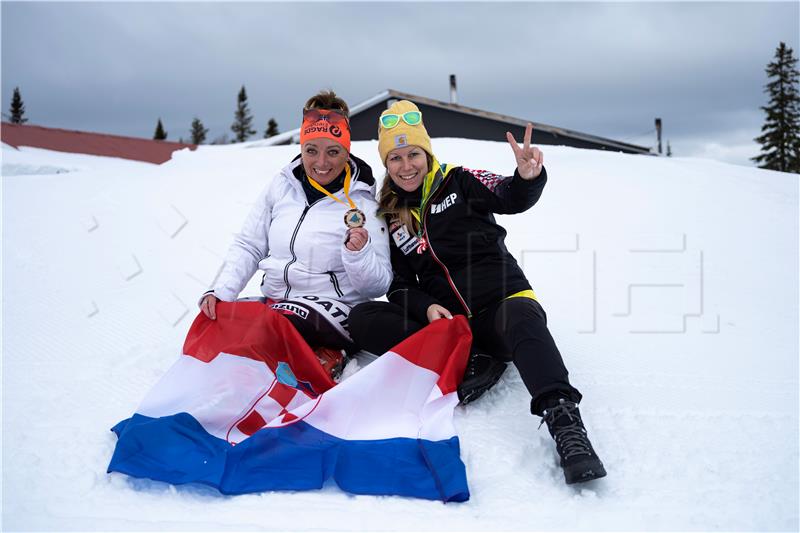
left=231, top=85, right=256, bottom=143
left=752, top=42, right=800, bottom=173
left=9, top=86, right=28, bottom=124
left=153, top=118, right=167, bottom=140
left=190, top=117, right=209, bottom=145
left=264, top=118, right=279, bottom=138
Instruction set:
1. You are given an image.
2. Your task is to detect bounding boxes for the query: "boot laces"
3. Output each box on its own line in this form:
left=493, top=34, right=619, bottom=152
left=464, top=353, right=484, bottom=378
left=539, top=401, right=593, bottom=460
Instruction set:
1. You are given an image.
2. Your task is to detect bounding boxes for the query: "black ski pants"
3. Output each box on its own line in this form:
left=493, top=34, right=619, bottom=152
left=348, top=297, right=582, bottom=415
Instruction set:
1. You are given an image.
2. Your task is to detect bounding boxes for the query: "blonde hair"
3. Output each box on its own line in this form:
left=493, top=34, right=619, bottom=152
left=304, top=90, right=350, bottom=117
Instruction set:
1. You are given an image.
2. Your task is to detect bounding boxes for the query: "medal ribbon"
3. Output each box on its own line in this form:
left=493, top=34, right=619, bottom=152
left=307, top=164, right=356, bottom=209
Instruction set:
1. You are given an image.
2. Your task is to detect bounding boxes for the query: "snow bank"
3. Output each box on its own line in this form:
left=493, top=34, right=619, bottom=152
left=2, top=140, right=798, bottom=531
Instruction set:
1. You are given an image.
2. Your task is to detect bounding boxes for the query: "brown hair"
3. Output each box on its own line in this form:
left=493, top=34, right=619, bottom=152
left=304, top=90, right=350, bottom=117
left=377, top=153, right=434, bottom=233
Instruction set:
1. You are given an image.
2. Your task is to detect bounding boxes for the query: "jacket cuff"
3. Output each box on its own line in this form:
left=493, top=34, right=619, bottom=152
left=410, top=295, right=438, bottom=324
left=388, top=288, right=439, bottom=324
left=197, top=288, right=236, bottom=308
left=512, top=165, right=547, bottom=186
left=197, top=290, right=215, bottom=308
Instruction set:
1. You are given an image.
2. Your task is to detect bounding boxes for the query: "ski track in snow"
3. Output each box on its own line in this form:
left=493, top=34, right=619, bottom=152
left=2, top=141, right=798, bottom=531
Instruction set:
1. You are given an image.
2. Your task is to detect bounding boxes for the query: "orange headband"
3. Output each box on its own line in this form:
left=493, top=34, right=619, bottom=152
left=300, top=109, right=351, bottom=152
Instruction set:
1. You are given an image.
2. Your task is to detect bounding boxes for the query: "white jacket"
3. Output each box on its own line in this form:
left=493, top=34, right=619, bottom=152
left=206, top=156, right=392, bottom=307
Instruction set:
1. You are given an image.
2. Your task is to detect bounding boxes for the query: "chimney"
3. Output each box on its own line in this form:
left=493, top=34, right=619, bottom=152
left=655, top=118, right=663, bottom=155
left=449, top=75, right=457, bottom=105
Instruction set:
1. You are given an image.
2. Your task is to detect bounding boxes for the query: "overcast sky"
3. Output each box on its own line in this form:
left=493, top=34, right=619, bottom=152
left=2, top=1, right=799, bottom=166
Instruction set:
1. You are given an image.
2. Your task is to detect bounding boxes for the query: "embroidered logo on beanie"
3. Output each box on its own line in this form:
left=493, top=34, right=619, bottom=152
left=394, top=134, right=408, bottom=148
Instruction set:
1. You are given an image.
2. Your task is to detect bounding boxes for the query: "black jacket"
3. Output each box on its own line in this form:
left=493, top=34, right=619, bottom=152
left=387, top=164, right=547, bottom=322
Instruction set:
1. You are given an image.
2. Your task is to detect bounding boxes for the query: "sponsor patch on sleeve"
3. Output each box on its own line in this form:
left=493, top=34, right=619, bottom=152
left=391, top=224, right=412, bottom=247
left=400, top=236, right=420, bottom=255
left=391, top=224, right=420, bottom=255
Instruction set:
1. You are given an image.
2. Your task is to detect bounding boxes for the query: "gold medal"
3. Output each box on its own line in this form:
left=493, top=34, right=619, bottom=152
left=344, top=208, right=366, bottom=228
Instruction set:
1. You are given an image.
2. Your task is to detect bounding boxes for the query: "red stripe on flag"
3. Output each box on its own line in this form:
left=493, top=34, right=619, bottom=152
left=389, top=316, right=472, bottom=395
left=181, top=302, right=335, bottom=395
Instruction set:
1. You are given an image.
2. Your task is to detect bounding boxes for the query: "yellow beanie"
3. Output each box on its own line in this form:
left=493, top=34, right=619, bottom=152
left=377, top=100, right=433, bottom=164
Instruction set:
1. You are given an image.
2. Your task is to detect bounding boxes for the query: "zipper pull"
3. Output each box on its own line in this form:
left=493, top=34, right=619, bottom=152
left=416, top=236, right=428, bottom=254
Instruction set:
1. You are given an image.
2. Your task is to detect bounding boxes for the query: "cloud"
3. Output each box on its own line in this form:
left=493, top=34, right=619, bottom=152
left=2, top=2, right=798, bottom=165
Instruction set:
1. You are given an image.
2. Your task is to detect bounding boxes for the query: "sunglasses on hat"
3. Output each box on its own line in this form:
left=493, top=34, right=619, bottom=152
left=379, top=111, right=422, bottom=129
left=303, top=108, right=349, bottom=125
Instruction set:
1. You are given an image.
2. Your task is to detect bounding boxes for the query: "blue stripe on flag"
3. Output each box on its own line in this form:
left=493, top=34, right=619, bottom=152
left=109, top=413, right=469, bottom=502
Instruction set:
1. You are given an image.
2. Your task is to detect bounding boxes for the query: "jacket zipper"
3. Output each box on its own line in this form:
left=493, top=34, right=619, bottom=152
left=283, top=204, right=312, bottom=299
left=421, top=181, right=472, bottom=317
left=282, top=169, right=356, bottom=299
left=328, top=271, right=344, bottom=297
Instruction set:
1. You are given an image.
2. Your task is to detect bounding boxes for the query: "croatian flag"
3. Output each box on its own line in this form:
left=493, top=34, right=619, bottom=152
left=108, top=301, right=472, bottom=502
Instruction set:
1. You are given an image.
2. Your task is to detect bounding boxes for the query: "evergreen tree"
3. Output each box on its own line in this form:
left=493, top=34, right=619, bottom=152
left=9, top=86, right=28, bottom=124
left=264, top=118, right=279, bottom=138
left=231, top=85, right=256, bottom=142
left=190, top=117, right=209, bottom=144
left=752, top=42, right=800, bottom=173
left=153, top=118, right=167, bottom=140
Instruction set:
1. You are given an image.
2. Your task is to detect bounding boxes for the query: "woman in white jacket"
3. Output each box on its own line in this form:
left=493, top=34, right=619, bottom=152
left=199, top=91, right=392, bottom=376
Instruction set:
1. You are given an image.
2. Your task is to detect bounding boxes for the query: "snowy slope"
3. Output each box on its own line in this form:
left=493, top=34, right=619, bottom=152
left=2, top=139, right=798, bottom=531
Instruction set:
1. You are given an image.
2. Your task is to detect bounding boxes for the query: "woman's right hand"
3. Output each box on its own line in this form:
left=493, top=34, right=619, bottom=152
left=345, top=227, right=369, bottom=252
left=200, top=294, right=218, bottom=320
left=426, top=304, right=453, bottom=322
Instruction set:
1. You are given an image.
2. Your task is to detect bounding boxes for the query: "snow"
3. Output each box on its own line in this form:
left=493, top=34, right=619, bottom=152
left=1, top=145, right=151, bottom=176
left=2, top=139, right=798, bottom=531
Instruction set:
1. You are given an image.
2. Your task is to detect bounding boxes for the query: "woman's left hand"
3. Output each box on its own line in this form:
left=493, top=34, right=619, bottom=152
left=506, top=122, right=544, bottom=180
left=345, top=227, right=369, bottom=251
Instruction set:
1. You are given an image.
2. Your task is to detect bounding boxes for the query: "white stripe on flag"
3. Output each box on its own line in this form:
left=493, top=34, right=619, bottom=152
left=137, top=353, right=277, bottom=441
left=300, top=351, right=459, bottom=442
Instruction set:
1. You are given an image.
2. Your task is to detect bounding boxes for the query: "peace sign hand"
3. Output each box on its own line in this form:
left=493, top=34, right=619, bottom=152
left=506, top=123, right=544, bottom=180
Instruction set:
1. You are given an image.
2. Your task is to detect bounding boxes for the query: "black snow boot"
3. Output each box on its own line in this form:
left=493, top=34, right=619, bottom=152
left=457, top=352, right=507, bottom=404
left=540, top=398, right=606, bottom=484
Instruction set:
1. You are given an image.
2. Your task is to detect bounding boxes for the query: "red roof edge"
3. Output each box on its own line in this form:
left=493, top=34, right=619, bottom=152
left=1, top=122, right=197, bottom=164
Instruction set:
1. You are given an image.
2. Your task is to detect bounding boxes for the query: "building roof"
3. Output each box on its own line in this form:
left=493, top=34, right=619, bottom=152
left=1, top=122, right=196, bottom=164
left=357, top=90, right=651, bottom=154
left=255, top=89, right=651, bottom=154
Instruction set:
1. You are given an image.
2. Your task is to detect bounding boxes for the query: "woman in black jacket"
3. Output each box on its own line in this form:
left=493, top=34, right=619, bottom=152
left=348, top=100, right=606, bottom=485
